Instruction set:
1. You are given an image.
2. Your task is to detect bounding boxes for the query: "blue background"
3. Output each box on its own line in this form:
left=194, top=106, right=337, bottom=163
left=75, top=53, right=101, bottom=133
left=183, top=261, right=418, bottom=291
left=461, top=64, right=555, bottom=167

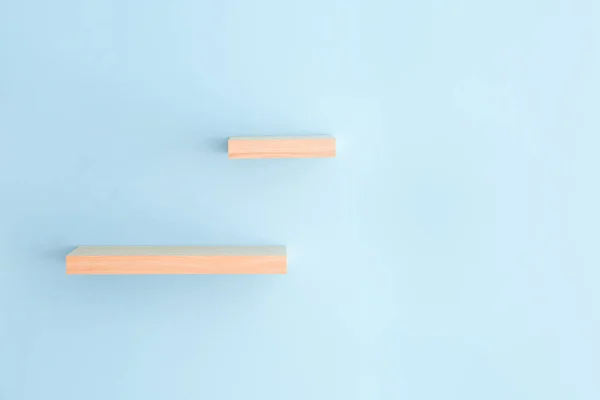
left=1, top=0, right=599, bottom=399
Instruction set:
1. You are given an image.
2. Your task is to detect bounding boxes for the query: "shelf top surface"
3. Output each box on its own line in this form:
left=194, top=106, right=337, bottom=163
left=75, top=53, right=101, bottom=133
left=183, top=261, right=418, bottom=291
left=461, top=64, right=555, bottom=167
left=229, top=135, right=334, bottom=141
left=68, top=246, right=286, bottom=257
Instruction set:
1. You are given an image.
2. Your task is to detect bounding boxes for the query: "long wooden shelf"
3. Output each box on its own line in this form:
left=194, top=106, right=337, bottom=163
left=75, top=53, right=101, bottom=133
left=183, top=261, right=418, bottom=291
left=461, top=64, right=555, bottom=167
left=66, top=246, right=287, bottom=275
left=228, top=135, right=336, bottom=159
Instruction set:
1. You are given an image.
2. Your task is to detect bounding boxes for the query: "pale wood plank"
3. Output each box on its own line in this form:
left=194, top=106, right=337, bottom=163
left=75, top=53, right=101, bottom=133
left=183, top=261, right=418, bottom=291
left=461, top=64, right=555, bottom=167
left=66, top=246, right=286, bottom=275
left=228, top=135, right=336, bottom=159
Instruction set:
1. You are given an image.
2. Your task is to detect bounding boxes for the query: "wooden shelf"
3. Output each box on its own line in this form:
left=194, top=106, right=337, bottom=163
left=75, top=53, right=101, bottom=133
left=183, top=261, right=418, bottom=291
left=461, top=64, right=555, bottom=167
left=228, top=135, right=336, bottom=159
left=66, top=246, right=287, bottom=275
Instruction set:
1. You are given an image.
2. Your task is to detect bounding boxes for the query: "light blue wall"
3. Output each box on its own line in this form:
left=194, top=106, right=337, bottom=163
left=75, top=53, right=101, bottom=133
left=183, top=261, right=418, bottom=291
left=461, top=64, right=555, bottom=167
left=1, top=0, right=599, bottom=398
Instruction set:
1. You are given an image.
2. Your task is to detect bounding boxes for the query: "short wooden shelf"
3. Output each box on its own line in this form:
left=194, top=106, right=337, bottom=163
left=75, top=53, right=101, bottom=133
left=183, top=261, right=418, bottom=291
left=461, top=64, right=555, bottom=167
left=66, top=246, right=287, bottom=275
left=228, top=135, right=336, bottom=159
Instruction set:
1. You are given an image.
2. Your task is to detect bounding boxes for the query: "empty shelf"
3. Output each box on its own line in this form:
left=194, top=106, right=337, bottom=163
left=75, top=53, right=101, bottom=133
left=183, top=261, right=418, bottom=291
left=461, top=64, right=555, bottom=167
left=228, top=135, right=336, bottom=159
left=66, top=246, right=287, bottom=275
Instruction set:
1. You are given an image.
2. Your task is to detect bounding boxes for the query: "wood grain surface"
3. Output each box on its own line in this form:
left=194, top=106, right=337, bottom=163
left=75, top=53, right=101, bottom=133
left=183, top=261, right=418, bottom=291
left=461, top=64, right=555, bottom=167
left=228, top=135, right=336, bottom=159
left=66, top=246, right=287, bottom=275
